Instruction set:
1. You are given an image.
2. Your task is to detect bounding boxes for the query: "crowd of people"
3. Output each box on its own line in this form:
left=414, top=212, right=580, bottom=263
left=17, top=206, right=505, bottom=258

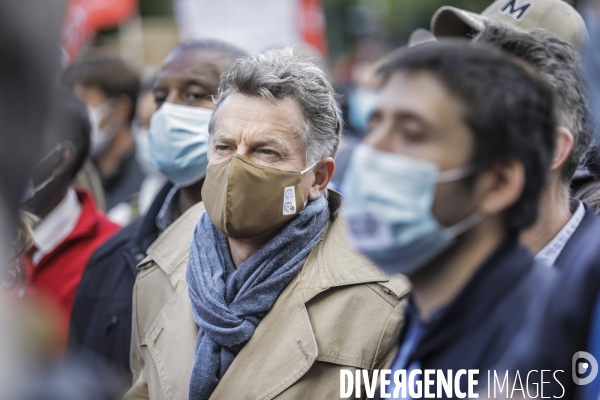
left=5, top=0, right=600, bottom=398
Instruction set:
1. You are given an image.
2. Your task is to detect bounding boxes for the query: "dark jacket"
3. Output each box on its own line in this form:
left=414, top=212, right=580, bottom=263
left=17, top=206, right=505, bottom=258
left=397, top=236, right=552, bottom=398
left=69, top=182, right=174, bottom=382
left=500, top=204, right=600, bottom=399
left=103, top=151, right=145, bottom=211
left=573, top=180, right=600, bottom=217
left=572, top=162, right=600, bottom=216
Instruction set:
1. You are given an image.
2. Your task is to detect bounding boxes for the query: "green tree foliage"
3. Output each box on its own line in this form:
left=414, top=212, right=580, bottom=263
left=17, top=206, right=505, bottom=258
left=323, top=0, right=493, bottom=61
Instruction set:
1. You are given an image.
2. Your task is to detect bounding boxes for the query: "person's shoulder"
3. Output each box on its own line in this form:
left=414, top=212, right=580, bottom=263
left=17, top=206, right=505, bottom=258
left=89, top=205, right=122, bottom=242
left=305, top=273, right=409, bottom=371
left=555, top=203, right=600, bottom=271
left=132, top=204, right=207, bottom=302
left=306, top=273, right=409, bottom=317
left=576, top=203, right=600, bottom=238
left=502, top=256, right=553, bottom=303
left=89, top=217, right=142, bottom=261
left=306, top=213, right=410, bottom=335
left=317, top=209, right=411, bottom=305
left=131, top=257, right=180, bottom=333
left=135, top=258, right=169, bottom=289
left=79, top=219, right=141, bottom=287
left=139, top=202, right=205, bottom=277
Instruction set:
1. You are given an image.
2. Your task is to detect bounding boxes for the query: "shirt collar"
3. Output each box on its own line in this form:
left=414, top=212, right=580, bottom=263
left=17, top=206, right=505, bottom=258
left=535, top=199, right=585, bottom=268
left=32, top=187, right=82, bottom=265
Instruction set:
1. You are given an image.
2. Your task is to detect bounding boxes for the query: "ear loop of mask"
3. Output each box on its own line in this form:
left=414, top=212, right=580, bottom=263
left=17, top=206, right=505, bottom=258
left=300, top=161, right=319, bottom=175
left=436, top=164, right=484, bottom=239
left=437, top=165, right=475, bottom=184
left=300, top=160, right=320, bottom=208
left=21, top=142, right=73, bottom=203
left=90, top=97, right=117, bottom=122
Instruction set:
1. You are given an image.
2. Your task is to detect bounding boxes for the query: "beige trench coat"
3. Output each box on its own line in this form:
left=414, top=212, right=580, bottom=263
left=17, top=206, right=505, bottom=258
left=125, top=193, right=410, bottom=400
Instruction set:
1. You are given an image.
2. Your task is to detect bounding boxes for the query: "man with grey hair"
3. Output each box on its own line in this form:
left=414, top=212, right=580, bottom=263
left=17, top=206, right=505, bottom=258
left=125, top=48, right=409, bottom=400
left=475, top=24, right=598, bottom=270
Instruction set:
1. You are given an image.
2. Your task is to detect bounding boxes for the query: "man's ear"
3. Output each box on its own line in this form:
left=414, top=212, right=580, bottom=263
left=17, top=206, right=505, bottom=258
left=308, top=157, right=335, bottom=200
left=475, top=159, right=525, bottom=217
left=551, top=126, right=574, bottom=172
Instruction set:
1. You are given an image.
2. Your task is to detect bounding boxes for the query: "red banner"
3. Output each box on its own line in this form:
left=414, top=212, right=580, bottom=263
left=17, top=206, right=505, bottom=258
left=299, top=0, right=328, bottom=58
left=61, top=0, right=138, bottom=63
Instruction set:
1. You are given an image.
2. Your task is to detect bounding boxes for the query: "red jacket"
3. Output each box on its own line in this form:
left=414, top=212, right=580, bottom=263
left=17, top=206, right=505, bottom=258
left=19, top=189, right=120, bottom=350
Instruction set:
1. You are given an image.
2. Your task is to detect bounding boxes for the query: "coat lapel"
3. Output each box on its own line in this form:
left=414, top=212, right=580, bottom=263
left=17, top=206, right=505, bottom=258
left=143, top=278, right=198, bottom=400
left=210, top=273, right=316, bottom=400
left=141, top=203, right=206, bottom=400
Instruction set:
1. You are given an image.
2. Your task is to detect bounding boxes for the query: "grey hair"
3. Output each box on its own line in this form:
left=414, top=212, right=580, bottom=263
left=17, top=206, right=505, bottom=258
left=476, top=23, right=592, bottom=184
left=208, top=47, right=342, bottom=166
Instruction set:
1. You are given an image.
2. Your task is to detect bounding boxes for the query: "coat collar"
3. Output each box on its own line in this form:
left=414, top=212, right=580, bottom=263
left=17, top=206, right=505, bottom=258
left=123, top=182, right=174, bottom=276
left=299, top=201, right=391, bottom=303
left=135, top=181, right=173, bottom=244
left=141, top=201, right=206, bottom=286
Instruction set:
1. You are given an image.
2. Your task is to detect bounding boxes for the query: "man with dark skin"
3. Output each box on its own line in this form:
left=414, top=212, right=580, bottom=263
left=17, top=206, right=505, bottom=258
left=151, top=41, right=243, bottom=213
left=69, top=40, right=248, bottom=386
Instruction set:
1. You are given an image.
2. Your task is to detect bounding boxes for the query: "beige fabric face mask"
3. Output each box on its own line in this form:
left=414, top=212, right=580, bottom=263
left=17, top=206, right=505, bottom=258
left=202, top=154, right=315, bottom=239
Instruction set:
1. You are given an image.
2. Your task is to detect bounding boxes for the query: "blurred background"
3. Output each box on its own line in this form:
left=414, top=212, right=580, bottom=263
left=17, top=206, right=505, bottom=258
left=66, top=0, right=579, bottom=85
left=1, top=0, right=597, bottom=398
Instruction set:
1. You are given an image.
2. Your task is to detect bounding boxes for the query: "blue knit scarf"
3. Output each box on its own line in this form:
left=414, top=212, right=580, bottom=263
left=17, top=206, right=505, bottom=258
left=186, top=195, right=330, bottom=399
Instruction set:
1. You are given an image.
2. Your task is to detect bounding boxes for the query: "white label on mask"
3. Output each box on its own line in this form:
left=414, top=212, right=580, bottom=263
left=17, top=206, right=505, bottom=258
left=283, top=186, right=297, bottom=215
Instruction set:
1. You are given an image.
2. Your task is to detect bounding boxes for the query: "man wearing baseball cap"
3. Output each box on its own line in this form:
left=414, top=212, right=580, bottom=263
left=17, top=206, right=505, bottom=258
left=431, top=0, right=588, bottom=51
left=432, top=0, right=597, bottom=271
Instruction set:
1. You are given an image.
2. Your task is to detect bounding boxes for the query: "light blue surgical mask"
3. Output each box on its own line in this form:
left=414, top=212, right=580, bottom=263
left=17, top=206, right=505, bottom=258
left=348, top=88, right=378, bottom=132
left=134, top=126, right=159, bottom=177
left=149, top=102, right=212, bottom=187
left=341, top=144, right=482, bottom=276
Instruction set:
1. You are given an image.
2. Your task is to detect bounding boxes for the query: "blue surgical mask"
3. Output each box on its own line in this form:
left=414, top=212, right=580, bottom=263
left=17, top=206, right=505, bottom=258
left=341, top=144, right=482, bottom=276
left=348, top=88, right=378, bottom=132
left=149, top=102, right=212, bottom=187
left=134, top=126, right=159, bottom=177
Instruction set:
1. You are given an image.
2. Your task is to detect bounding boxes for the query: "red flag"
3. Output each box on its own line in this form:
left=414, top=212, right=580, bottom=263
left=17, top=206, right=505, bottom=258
left=299, top=0, right=328, bottom=58
left=61, top=0, right=138, bottom=63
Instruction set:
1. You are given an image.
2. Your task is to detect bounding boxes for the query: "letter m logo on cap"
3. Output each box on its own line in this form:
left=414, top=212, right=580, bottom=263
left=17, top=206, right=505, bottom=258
left=500, top=0, right=533, bottom=21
